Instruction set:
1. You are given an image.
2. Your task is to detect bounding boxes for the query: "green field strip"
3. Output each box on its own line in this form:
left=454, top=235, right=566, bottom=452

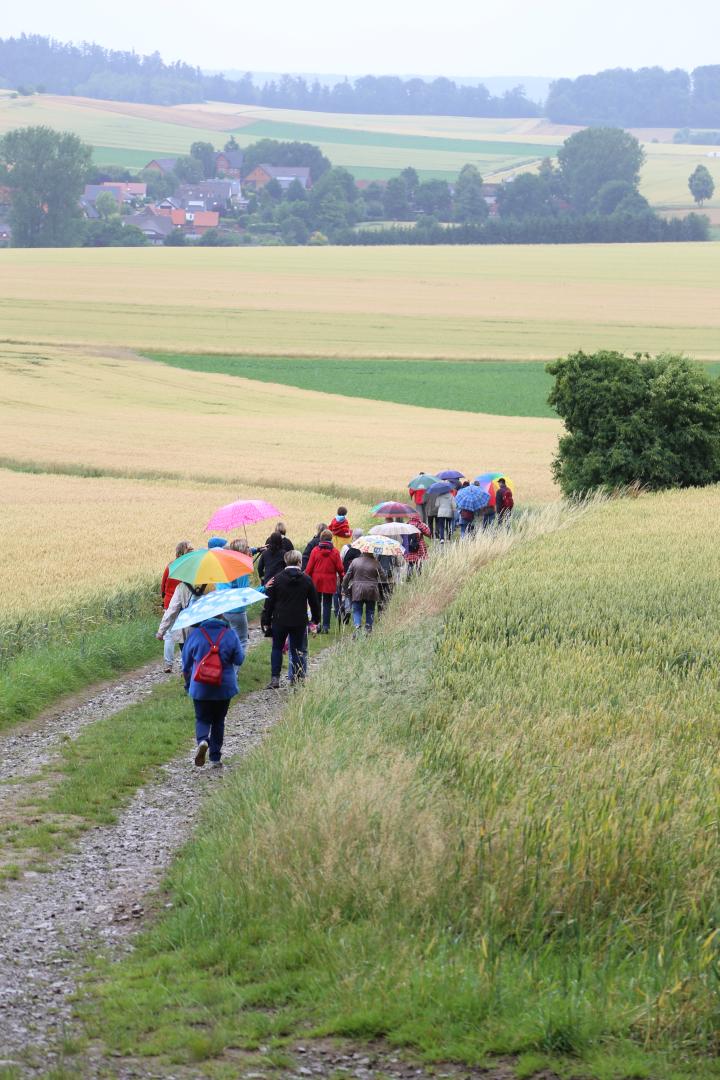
left=236, top=118, right=556, bottom=158
left=91, top=145, right=164, bottom=167
left=149, top=353, right=559, bottom=417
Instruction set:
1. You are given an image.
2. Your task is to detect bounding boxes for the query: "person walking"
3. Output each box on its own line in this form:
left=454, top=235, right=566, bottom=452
left=495, top=478, right=514, bottom=526
left=305, top=529, right=345, bottom=633
left=342, top=552, right=381, bottom=635
left=157, top=580, right=208, bottom=655
left=435, top=489, right=457, bottom=541
left=459, top=508, right=476, bottom=537
left=160, top=540, right=193, bottom=672
left=405, top=515, right=430, bottom=575
left=301, top=523, right=328, bottom=570
left=215, top=538, right=252, bottom=651
left=328, top=506, right=352, bottom=551
left=264, top=550, right=321, bottom=688
left=182, top=615, right=245, bottom=769
left=425, top=489, right=440, bottom=539
left=274, top=522, right=294, bottom=553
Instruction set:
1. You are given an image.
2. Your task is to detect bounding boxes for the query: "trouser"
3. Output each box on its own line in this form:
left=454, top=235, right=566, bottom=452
left=225, top=610, right=249, bottom=647
left=460, top=519, right=475, bottom=537
left=352, top=600, right=376, bottom=630
left=163, top=629, right=180, bottom=665
left=321, top=593, right=334, bottom=631
left=193, top=698, right=230, bottom=763
left=436, top=516, right=452, bottom=540
left=497, top=510, right=512, bottom=529
left=428, top=515, right=437, bottom=538
left=482, top=512, right=496, bottom=530
left=271, top=624, right=308, bottom=679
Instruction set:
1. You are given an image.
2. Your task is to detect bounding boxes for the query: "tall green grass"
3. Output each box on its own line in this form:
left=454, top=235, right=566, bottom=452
left=86, top=491, right=720, bottom=1077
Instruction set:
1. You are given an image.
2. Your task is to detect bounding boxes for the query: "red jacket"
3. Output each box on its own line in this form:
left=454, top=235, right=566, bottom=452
left=328, top=516, right=352, bottom=539
left=161, top=564, right=181, bottom=609
left=306, top=542, right=345, bottom=594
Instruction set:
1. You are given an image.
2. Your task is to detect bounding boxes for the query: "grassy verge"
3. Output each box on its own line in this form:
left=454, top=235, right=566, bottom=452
left=0, top=631, right=337, bottom=878
left=146, top=353, right=558, bottom=418
left=82, top=491, right=720, bottom=1079
left=0, top=454, right=392, bottom=507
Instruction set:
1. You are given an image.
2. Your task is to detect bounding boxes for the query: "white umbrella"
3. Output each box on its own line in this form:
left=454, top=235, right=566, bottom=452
left=173, top=587, right=266, bottom=631
left=369, top=522, right=420, bottom=537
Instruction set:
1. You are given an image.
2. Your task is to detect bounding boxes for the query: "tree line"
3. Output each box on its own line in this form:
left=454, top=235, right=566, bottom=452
left=546, top=66, right=720, bottom=127
left=0, top=35, right=539, bottom=116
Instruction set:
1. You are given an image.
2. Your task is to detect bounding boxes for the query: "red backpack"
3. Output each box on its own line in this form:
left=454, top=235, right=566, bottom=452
left=194, top=627, right=227, bottom=685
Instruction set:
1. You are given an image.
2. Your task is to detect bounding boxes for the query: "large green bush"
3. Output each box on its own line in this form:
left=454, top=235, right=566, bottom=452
left=547, top=351, right=720, bottom=495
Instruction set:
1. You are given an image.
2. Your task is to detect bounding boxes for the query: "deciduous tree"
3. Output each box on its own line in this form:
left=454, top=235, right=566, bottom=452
left=557, top=127, right=645, bottom=212
left=688, top=164, right=715, bottom=206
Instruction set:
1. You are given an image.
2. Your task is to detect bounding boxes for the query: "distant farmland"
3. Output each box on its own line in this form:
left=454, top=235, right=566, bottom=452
left=0, top=91, right=718, bottom=205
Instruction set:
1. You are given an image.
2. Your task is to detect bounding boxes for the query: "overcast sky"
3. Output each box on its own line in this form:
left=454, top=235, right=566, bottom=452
left=4, top=0, right=719, bottom=78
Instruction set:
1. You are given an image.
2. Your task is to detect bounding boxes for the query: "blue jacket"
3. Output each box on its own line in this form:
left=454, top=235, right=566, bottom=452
left=182, top=618, right=245, bottom=700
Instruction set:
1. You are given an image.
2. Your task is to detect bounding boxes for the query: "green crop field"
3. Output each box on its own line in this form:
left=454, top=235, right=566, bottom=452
left=85, top=490, right=720, bottom=1078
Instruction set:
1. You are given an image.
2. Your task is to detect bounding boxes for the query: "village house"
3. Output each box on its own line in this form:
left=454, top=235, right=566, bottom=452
left=101, top=181, right=147, bottom=199
left=143, top=158, right=179, bottom=176
left=214, top=149, right=244, bottom=178
left=243, top=164, right=312, bottom=192
left=124, top=207, right=174, bottom=244
left=154, top=206, right=220, bottom=235
left=176, top=179, right=243, bottom=213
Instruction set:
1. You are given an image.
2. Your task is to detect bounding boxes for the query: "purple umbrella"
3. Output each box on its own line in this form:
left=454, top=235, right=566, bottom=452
left=436, top=469, right=465, bottom=481
left=426, top=481, right=453, bottom=496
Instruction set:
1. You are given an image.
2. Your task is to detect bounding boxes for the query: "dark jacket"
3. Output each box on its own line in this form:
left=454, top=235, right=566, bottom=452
left=182, top=618, right=245, bottom=701
left=342, top=544, right=362, bottom=570
left=342, top=554, right=381, bottom=603
left=265, top=533, right=293, bottom=553
left=306, top=541, right=345, bottom=594
left=264, top=567, right=321, bottom=627
left=301, top=534, right=322, bottom=570
left=257, top=546, right=287, bottom=584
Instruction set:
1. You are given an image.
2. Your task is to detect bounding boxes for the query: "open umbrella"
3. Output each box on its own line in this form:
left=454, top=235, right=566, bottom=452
left=456, top=486, right=490, bottom=511
left=371, top=501, right=416, bottom=518
left=369, top=522, right=420, bottom=537
left=173, top=587, right=266, bottom=631
left=436, top=469, right=465, bottom=481
left=205, top=499, right=282, bottom=540
left=426, top=481, right=453, bottom=496
left=169, top=547, right=254, bottom=586
left=355, top=535, right=405, bottom=558
left=408, top=473, right=439, bottom=492
left=474, top=473, right=514, bottom=507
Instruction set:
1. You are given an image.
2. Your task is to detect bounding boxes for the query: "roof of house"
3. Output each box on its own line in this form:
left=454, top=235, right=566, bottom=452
left=216, top=150, right=244, bottom=168
left=178, top=180, right=239, bottom=200
left=101, top=181, right=147, bottom=197
left=83, top=184, right=123, bottom=203
left=126, top=209, right=173, bottom=236
left=144, top=158, right=178, bottom=174
left=188, top=210, right=219, bottom=228
left=253, top=165, right=311, bottom=181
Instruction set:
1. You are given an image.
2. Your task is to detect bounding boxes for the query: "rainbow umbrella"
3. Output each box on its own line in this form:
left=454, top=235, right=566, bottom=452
left=371, top=501, right=416, bottom=518
left=205, top=499, right=282, bottom=536
left=169, top=547, right=254, bottom=586
left=473, top=473, right=514, bottom=508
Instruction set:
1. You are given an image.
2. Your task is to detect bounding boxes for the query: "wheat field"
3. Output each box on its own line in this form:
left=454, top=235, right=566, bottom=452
left=0, top=343, right=560, bottom=502
left=1, top=244, right=718, bottom=359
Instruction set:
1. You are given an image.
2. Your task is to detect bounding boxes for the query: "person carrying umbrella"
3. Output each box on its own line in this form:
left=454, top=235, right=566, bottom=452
left=305, top=529, right=345, bottom=633
left=214, top=538, right=253, bottom=652
left=405, top=515, right=431, bottom=574
left=160, top=540, right=193, bottom=672
left=264, top=550, right=321, bottom=689
left=435, top=488, right=457, bottom=542
left=342, top=550, right=381, bottom=635
left=182, top=615, right=245, bottom=769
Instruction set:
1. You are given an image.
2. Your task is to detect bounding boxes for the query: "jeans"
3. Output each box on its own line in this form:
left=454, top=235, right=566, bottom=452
left=352, top=600, right=376, bottom=630
left=436, top=516, right=452, bottom=540
left=271, top=624, right=308, bottom=679
left=225, top=610, right=249, bottom=647
left=460, top=519, right=475, bottom=537
left=163, top=629, right=180, bottom=665
left=320, top=593, right=334, bottom=631
left=193, top=698, right=230, bottom=763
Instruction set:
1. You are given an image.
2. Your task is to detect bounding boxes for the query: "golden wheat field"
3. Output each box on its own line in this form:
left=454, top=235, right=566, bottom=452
left=0, top=467, right=370, bottom=626
left=1, top=244, right=719, bottom=359
left=0, top=343, right=560, bottom=502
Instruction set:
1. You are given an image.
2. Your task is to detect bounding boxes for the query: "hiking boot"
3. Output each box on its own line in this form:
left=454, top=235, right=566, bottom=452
left=163, top=665, right=173, bottom=673
left=194, top=740, right=209, bottom=767
left=209, top=760, right=223, bottom=770
left=266, top=676, right=280, bottom=690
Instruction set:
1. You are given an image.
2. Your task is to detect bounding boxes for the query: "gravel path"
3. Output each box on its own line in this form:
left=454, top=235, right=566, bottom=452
left=0, top=632, right=293, bottom=1076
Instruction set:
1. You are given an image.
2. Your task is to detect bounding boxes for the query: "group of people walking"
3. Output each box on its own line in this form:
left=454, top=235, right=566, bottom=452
left=157, top=480, right=513, bottom=769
